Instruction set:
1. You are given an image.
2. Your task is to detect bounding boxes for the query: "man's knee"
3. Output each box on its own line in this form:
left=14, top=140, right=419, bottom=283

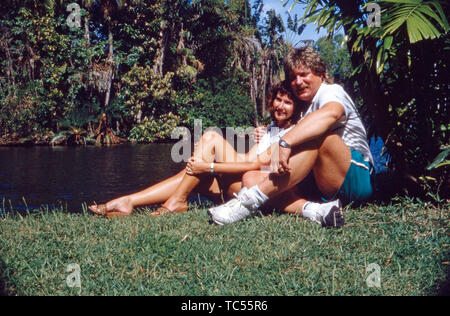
left=318, top=133, right=347, bottom=156
left=242, top=170, right=266, bottom=188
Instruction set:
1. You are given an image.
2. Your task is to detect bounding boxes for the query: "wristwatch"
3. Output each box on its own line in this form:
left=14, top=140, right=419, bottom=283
left=279, top=139, right=292, bottom=149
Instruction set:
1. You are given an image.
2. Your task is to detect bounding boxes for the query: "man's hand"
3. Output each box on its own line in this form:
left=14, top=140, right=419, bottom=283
left=277, top=146, right=292, bottom=175
left=186, top=157, right=209, bottom=176
left=250, top=126, right=267, bottom=144
left=269, top=144, right=292, bottom=175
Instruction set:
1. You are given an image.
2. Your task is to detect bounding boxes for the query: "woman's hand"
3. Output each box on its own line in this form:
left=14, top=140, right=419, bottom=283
left=186, top=157, right=209, bottom=176
left=250, top=126, right=267, bottom=144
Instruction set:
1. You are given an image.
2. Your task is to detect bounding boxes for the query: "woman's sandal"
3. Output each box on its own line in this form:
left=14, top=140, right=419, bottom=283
left=88, top=204, right=130, bottom=219
left=150, top=206, right=188, bottom=217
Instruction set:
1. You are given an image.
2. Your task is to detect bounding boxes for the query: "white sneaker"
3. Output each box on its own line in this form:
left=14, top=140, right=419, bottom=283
left=208, top=188, right=256, bottom=225
left=319, top=199, right=344, bottom=228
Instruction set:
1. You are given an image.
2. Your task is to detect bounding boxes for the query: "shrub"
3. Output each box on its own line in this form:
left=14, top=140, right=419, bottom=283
left=177, top=78, right=256, bottom=130
left=128, top=112, right=182, bottom=143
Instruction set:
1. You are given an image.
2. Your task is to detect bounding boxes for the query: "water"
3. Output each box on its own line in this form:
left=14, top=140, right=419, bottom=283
left=0, top=144, right=185, bottom=213
left=0, top=137, right=390, bottom=215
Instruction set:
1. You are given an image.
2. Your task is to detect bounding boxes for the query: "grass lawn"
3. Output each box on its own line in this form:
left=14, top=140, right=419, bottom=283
left=0, top=198, right=449, bottom=296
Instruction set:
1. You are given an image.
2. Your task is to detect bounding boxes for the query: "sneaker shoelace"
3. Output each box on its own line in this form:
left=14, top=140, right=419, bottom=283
left=223, top=193, right=247, bottom=221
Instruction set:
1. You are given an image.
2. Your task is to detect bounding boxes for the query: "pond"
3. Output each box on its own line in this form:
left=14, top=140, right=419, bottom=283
left=0, top=144, right=186, bottom=213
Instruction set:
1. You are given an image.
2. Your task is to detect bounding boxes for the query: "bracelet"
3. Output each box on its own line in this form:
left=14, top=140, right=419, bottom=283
left=210, top=162, right=215, bottom=174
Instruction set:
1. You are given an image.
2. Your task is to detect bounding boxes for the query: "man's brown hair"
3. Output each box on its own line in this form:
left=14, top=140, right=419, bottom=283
left=284, top=46, right=334, bottom=84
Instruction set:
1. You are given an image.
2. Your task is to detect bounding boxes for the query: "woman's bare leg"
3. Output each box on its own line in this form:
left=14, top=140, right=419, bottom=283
left=89, top=169, right=187, bottom=215
left=160, top=131, right=245, bottom=213
left=90, top=131, right=245, bottom=215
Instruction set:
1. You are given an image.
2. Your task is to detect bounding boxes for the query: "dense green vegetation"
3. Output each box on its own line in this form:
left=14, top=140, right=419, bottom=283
left=0, top=0, right=292, bottom=145
left=0, top=199, right=448, bottom=296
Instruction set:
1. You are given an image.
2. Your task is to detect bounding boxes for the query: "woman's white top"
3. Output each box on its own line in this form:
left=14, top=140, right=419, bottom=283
left=256, top=123, right=295, bottom=156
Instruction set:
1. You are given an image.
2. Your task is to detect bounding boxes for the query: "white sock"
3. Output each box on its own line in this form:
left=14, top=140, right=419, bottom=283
left=301, top=202, right=322, bottom=224
left=242, top=185, right=269, bottom=211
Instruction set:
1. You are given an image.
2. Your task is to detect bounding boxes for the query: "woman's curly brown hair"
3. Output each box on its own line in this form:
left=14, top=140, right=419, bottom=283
left=266, top=81, right=303, bottom=124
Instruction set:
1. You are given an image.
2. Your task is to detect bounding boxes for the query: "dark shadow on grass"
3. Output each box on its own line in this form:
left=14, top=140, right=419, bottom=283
left=437, top=265, right=450, bottom=296
left=0, top=260, right=10, bottom=296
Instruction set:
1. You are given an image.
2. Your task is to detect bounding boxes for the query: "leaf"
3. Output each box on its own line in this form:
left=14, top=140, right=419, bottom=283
left=383, top=36, right=393, bottom=50
left=381, top=1, right=449, bottom=44
left=426, top=149, right=450, bottom=170
left=434, top=161, right=450, bottom=169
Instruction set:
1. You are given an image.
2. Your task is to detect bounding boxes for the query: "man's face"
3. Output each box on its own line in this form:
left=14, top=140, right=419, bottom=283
left=289, top=64, right=324, bottom=103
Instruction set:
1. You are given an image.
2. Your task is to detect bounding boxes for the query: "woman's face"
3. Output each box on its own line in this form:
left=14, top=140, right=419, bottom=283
left=272, top=91, right=295, bottom=125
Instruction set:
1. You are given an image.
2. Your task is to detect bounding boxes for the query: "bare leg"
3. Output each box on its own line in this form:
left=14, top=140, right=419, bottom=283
left=263, top=189, right=308, bottom=215
left=160, top=131, right=246, bottom=213
left=243, top=134, right=351, bottom=200
left=90, top=131, right=248, bottom=216
left=89, top=169, right=187, bottom=215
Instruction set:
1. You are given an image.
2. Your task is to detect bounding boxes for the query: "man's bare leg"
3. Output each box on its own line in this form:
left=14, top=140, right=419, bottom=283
left=208, top=134, right=350, bottom=224
left=245, top=134, right=351, bottom=200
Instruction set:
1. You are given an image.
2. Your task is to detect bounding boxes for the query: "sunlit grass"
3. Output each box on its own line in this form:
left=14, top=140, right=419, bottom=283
left=0, top=198, right=448, bottom=296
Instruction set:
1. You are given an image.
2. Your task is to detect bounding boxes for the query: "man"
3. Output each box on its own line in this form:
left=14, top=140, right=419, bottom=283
left=208, top=47, right=374, bottom=228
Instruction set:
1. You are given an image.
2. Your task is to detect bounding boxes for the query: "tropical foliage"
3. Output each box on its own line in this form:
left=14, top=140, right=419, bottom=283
left=0, top=0, right=292, bottom=144
left=283, top=0, right=449, bottom=197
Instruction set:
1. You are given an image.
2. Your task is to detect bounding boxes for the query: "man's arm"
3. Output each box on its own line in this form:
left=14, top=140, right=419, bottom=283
left=277, top=102, right=345, bottom=174
left=282, top=102, right=345, bottom=147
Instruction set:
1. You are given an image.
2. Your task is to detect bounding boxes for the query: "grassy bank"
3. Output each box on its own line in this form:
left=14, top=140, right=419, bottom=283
left=0, top=199, right=449, bottom=296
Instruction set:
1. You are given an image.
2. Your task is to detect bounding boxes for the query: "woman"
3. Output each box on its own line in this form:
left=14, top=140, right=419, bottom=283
left=89, top=82, right=301, bottom=218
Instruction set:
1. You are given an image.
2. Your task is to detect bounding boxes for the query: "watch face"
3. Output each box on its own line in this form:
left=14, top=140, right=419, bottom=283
left=280, top=140, right=290, bottom=148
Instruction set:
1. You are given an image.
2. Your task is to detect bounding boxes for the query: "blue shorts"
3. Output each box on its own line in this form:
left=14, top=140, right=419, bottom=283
left=322, top=149, right=373, bottom=204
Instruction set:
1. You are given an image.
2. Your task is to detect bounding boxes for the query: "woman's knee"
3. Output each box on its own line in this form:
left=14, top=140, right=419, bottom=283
left=202, top=130, right=221, bottom=143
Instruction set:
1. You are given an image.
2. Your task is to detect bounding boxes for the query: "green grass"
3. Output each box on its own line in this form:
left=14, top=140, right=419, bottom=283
left=0, top=198, right=449, bottom=296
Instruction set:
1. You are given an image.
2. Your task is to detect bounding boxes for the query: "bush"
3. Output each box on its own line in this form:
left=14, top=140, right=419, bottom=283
left=177, top=78, right=256, bottom=130
left=128, top=112, right=182, bottom=143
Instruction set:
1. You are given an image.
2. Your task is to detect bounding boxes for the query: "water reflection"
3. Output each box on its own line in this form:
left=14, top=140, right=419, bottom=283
left=0, top=144, right=184, bottom=213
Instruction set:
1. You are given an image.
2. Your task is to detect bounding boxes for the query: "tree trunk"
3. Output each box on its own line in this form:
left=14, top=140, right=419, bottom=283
left=0, top=39, right=16, bottom=97
left=84, top=14, right=92, bottom=67
left=177, top=23, right=187, bottom=66
left=251, top=64, right=259, bottom=126
left=260, top=57, right=267, bottom=117
left=104, top=26, right=114, bottom=108
left=153, top=21, right=169, bottom=77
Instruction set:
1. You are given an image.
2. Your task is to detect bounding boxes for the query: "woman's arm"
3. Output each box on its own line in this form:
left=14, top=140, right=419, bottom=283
left=186, top=158, right=264, bottom=176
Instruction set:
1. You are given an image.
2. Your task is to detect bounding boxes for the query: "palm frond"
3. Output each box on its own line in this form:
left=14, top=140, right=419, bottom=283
left=381, top=0, right=449, bottom=43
